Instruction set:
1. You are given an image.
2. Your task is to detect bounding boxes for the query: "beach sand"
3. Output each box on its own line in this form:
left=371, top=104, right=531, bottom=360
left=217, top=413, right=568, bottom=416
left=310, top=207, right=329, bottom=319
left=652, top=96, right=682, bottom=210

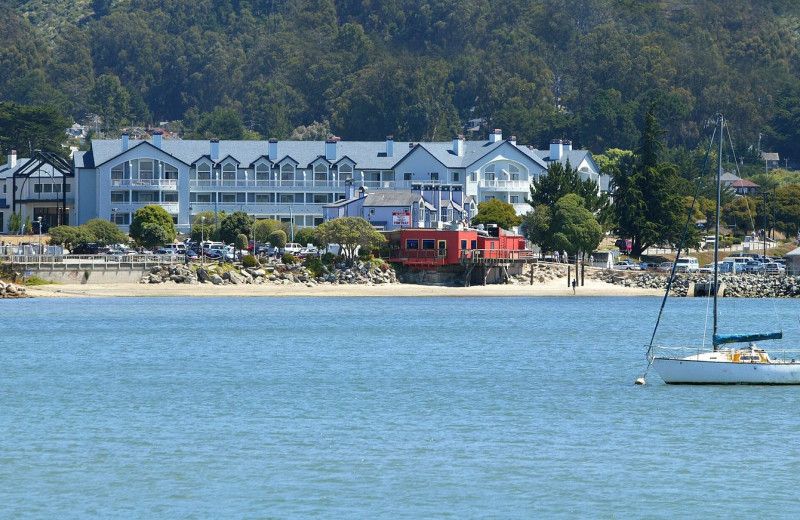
left=24, top=275, right=662, bottom=298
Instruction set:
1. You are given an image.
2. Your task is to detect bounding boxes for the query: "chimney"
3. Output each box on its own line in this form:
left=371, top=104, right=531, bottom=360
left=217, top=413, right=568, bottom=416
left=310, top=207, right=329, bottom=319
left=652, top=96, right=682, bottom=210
left=453, top=135, right=465, bottom=157
left=386, top=136, right=394, bottom=157
left=550, top=139, right=564, bottom=161
left=8, top=149, right=17, bottom=168
left=210, top=138, right=220, bottom=161
left=153, top=130, right=163, bottom=149
left=326, top=137, right=338, bottom=161
left=506, top=135, right=517, bottom=146
left=490, top=129, right=502, bottom=143
left=268, top=138, right=278, bottom=161
left=122, top=132, right=129, bottom=151
left=563, top=139, right=572, bottom=154
left=345, top=178, right=355, bottom=199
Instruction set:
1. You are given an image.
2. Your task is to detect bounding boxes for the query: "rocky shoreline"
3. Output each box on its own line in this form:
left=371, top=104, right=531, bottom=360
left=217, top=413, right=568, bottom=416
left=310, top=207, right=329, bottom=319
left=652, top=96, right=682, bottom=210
left=140, top=260, right=398, bottom=287
left=594, top=269, right=800, bottom=298
left=0, top=280, right=28, bottom=298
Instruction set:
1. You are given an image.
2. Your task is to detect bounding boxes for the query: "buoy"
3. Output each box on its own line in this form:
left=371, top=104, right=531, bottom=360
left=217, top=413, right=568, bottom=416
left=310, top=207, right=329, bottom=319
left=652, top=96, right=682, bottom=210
left=635, top=377, right=646, bottom=385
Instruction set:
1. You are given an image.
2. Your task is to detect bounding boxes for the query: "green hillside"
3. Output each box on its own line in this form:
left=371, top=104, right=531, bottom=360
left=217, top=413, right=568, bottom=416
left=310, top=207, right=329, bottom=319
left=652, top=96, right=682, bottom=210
left=3, top=0, right=800, bottom=159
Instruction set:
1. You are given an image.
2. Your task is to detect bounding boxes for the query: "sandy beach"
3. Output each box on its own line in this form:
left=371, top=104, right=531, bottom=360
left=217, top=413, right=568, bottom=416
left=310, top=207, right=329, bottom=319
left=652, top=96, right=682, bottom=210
left=23, top=275, right=662, bottom=298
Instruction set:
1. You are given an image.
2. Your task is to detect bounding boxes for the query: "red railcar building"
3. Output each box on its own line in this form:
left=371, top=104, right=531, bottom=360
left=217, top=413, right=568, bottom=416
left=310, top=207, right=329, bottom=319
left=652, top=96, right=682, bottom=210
left=384, top=226, right=532, bottom=284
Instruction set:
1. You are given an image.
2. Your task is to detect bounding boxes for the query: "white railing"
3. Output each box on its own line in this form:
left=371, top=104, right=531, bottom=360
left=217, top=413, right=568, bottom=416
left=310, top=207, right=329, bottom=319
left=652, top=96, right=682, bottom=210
left=111, top=179, right=178, bottom=187
left=478, top=179, right=531, bottom=189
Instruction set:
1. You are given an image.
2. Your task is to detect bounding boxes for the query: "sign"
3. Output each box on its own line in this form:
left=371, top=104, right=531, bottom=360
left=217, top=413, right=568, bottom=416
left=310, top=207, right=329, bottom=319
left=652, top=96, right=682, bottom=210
left=392, top=212, right=411, bottom=226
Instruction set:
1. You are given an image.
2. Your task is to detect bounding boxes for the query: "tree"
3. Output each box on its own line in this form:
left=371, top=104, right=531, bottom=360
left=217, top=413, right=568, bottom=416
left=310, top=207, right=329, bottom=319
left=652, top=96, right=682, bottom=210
left=139, top=222, right=171, bottom=249
left=521, top=205, right=553, bottom=254
left=253, top=218, right=283, bottom=243
left=549, top=194, right=603, bottom=256
left=129, top=205, right=176, bottom=247
left=7, top=212, right=22, bottom=235
left=83, top=218, right=127, bottom=245
left=268, top=230, right=288, bottom=250
left=219, top=211, right=253, bottom=244
left=314, top=217, right=386, bottom=265
left=529, top=160, right=611, bottom=224
left=90, top=74, right=130, bottom=135
left=190, top=211, right=217, bottom=243
left=293, top=227, right=317, bottom=247
left=611, top=107, right=693, bottom=256
left=470, top=199, right=523, bottom=230
left=48, top=225, right=80, bottom=249
left=235, top=233, right=249, bottom=252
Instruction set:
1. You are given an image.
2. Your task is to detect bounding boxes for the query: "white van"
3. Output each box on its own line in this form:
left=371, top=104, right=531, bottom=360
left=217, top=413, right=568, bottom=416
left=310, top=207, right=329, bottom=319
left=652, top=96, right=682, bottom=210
left=674, top=257, right=699, bottom=272
left=282, top=243, right=303, bottom=254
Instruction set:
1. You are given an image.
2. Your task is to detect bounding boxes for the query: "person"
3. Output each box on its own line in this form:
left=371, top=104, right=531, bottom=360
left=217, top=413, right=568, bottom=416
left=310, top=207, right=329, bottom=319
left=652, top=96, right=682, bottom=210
left=553, top=251, right=559, bottom=263
left=563, top=250, right=568, bottom=263
left=572, top=279, right=577, bottom=294
left=589, top=254, right=594, bottom=266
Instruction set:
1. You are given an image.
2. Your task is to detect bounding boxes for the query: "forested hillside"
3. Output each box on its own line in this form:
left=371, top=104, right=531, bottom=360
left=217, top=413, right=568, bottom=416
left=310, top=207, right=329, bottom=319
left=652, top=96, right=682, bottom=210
left=4, top=0, right=800, bottom=159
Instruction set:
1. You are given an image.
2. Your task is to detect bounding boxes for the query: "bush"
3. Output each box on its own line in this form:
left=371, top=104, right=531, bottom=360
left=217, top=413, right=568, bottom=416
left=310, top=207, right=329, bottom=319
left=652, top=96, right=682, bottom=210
left=282, top=253, right=298, bottom=264
left=305, top=255, right=324, bottom=277
left=321, top=252, right=335, bottom=264
left=242, top=254, right=259, bottom=268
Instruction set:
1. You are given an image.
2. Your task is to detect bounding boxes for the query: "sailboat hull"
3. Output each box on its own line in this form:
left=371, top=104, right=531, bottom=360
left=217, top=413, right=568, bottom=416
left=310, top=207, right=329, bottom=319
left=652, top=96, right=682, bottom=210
left=652, top=358, right=800, bottom=385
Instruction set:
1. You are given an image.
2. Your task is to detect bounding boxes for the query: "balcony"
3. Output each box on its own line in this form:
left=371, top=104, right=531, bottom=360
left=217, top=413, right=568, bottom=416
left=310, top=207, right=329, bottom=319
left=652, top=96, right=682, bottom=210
left=111, top=179, right=178, bottom=188
left=478, top=179, right=531, bottom=190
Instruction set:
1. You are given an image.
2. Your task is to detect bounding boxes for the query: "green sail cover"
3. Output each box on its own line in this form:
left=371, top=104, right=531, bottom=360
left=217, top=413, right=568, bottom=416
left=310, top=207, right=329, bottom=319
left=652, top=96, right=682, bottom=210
left=712, top=331, right=783, bottom=346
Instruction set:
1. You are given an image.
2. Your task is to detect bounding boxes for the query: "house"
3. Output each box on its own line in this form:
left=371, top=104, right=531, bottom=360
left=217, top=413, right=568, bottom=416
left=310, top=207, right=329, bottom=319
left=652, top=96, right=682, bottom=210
left=729, top=178, right=760, bottom=196
left=0, top=131, right=602, bottom=234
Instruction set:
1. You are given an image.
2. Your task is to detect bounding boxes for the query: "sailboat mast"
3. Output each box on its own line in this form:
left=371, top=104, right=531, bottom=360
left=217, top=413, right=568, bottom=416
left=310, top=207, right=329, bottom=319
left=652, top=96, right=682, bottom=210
left=713, top=115, right=722, bottom=347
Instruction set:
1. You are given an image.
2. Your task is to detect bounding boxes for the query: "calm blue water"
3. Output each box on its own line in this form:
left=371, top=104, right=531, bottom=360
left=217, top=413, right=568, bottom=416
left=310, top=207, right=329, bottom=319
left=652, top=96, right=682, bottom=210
left=3, top=296, right=800, bottom=518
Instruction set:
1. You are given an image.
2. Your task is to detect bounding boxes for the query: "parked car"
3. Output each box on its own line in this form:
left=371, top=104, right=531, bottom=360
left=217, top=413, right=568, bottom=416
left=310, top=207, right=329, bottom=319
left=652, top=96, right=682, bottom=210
left=70, top=242, right=101, bottom=255
left=614, top=261, right=636, bottom=271
left=743, top=260, right=765, bottom=273
left=203, top=249, right=222, bottom=259
left=657, top=262, right=673, bottom=272
left=763, top=262, right=785, bottom=275
left=184, top=249, right=199, bottom=261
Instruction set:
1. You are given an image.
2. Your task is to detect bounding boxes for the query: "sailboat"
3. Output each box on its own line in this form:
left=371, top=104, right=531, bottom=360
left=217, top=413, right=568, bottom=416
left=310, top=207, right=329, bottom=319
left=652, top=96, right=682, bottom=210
left=642, top=114, right=800, bottom=385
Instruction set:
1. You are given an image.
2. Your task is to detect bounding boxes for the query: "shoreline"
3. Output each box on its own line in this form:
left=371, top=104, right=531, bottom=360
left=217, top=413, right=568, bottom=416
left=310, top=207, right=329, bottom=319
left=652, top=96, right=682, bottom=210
left=23, top=277, right=663, bottom=298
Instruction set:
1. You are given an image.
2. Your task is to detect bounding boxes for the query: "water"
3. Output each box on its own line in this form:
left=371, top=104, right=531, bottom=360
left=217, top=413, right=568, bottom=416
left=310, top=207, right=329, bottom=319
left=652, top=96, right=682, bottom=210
left=3, top=296, right=800, bottom=518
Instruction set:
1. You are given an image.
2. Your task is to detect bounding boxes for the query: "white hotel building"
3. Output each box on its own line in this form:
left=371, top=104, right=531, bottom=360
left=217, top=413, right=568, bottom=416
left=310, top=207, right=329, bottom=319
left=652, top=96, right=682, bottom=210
left=0, top=130, right=603, bottom=234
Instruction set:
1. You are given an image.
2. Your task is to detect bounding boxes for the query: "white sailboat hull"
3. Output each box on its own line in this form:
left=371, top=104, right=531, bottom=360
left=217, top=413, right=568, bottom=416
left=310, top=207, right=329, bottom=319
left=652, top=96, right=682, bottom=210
left=652, top=357, right=800, bottom=385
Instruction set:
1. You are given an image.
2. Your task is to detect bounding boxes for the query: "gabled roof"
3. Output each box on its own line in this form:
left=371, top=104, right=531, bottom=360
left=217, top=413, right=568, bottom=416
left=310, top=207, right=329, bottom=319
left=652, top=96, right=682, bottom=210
left=731, top=179, right=759, bottom=188
left=363, top=191, right=423, bottom=207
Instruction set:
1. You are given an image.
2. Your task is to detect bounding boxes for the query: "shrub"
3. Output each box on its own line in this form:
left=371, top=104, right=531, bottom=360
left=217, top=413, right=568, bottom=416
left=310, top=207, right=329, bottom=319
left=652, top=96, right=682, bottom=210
left=282, top=253, right=298, bottom=264
left=321, top=252, right=335, bottom=264
left=305, top=255, right=324, bottom=277
left=242, top=254, right=259, bottom=268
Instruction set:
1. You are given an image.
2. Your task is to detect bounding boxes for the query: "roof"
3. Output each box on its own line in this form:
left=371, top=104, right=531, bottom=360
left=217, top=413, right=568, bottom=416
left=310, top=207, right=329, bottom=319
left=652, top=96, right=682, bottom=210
left=363, top=191, right=423, bottom=207
left=81, top=135, right=587, bottom=174
left=730, top=179, right=759, bottom=188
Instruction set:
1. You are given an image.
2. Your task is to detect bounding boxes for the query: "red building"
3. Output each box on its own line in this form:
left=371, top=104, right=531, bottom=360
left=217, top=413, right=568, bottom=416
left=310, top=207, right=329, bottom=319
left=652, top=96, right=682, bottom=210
left=385, top=227, right=529, bottom=270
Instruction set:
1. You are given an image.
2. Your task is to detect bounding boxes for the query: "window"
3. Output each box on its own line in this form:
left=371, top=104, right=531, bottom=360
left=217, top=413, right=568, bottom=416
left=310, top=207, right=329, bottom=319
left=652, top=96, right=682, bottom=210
left=470, top=240, right=477, bottom=249
left=111, top=191, right=128, bottom=203
left=461, top=240, right=468, bottom=250
left=256, top=164, right=270, bottom=185
left=338, top=164, right=353, bottom=181
left=197, top=164, right=212, bottom=183
left=314, top=163, right=328, bottom=182
left=162, top=192, right=179, bottom=202
left=111, top=165, right=125, bottom=185
left=255, top=194, right=271, bottom=203
left=484, top=164, right=496, bottom=181
left=134, top=192, right=154, bottom=203
left=139, top=160, right=154, bottom=180
left=406, top=239, right=419, bottom=249
left=34, top=184, right=41, bottom=193
left=279, top=194, right=295, bottom=203
left=510, top=195, right=519, bottom=203
left=222, top=164, right=236, bottom=186
left=509, top=164, right=520, bottom=181
left=452, top=171, right=460, bottom=182
left=430, top=172, right=439, bottom=181
left=404, top=172, right=413, bottom=181
left=220, top=193, right=236, bottom=203
left=281, top=164, right=295, bottom=182
left=314, top=217, right=324, bottom=226
left=422, top=239, right=435, bottom=250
